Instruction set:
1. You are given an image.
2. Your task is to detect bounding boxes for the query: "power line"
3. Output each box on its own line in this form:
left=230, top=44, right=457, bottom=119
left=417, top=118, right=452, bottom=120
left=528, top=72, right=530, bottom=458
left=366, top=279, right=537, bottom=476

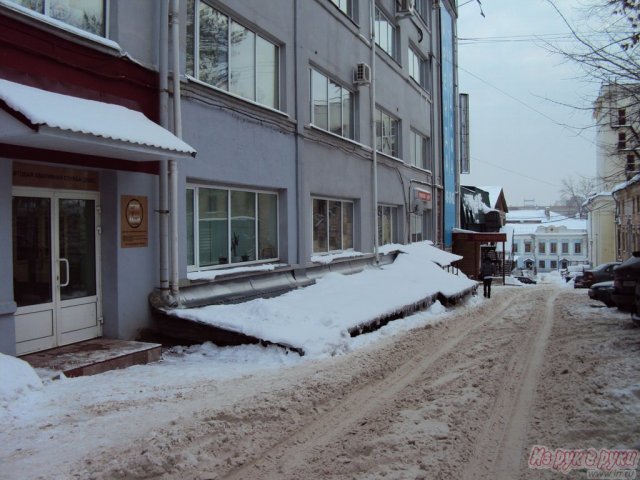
left=467, top=156, right=563, bottom=188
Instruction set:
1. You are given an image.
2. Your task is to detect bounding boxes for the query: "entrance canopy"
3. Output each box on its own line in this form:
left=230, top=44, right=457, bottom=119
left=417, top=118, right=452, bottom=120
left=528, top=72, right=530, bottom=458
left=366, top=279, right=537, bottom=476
left=0, top=79, right=196, bottom=162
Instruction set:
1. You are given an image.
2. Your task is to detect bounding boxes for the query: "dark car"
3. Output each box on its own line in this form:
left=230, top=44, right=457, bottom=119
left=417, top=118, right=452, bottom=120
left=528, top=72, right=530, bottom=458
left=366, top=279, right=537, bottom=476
left=582, top=262, right=621, bottom=288
left=515, top=276, right=537, bottom=284
left=573, top=273, right=585, bottom=288
left=612, top=253, right=640, bottom=312
left=588, top=280, right=615, bottom=307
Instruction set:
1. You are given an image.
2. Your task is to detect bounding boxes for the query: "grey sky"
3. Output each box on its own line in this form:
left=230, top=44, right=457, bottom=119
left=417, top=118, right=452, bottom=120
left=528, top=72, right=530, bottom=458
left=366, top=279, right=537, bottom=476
left=457, top=0, right=600, bottom=207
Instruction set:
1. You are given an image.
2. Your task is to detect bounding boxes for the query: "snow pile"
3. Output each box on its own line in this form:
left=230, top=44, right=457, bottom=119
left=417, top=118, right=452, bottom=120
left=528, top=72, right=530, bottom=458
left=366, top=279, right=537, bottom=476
left=0, top=353, right=42, bottom=403
left=311, top=250, right=366, bottom=264
left=505, top=276, right=525, bottom=286
left=170, top=242, right=474, bottom=357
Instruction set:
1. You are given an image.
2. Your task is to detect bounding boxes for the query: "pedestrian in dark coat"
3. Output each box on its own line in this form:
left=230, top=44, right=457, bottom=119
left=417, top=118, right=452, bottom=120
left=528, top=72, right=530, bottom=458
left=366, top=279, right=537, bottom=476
left=480, top=256, right=494, bottom=298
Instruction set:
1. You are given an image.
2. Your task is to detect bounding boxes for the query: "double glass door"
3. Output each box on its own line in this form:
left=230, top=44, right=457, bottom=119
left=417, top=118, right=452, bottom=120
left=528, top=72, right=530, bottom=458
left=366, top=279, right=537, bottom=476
left=13, top=189, right=101, bottom=355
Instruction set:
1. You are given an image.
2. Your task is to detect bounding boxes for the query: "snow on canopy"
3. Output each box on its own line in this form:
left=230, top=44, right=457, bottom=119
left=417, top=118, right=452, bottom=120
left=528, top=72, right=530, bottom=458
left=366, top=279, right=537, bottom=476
left=0, top=79, right=196, bottom=156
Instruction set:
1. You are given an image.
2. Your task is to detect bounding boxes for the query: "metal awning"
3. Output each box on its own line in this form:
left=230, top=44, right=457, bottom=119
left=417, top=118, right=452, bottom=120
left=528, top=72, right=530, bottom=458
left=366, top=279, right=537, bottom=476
left=0, top=79, right=196, bottom=162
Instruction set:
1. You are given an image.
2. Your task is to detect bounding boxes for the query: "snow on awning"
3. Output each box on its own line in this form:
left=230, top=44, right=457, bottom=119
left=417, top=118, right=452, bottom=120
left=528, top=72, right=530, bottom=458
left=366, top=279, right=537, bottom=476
left=0, top=79, right=196, bottom=162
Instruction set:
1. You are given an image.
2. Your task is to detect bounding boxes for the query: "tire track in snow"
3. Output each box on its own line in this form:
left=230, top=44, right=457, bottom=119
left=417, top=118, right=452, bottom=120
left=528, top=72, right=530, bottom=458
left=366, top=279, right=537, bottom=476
left=221, top=290, right=527, bottom=480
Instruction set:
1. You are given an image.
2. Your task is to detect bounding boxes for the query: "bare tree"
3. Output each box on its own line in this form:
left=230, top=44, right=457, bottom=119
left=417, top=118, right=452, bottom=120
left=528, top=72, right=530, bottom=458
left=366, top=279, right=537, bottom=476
left=559, top=176, right=597, bottom=217
left=546, top=1, right=640, bottom=190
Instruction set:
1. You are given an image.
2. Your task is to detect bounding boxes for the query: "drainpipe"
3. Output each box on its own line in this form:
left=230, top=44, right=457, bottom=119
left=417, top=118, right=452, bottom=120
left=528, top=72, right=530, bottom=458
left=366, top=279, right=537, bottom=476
left=169, top=0, right=182, bottom=298
left=370, top=0, right=379, bottom=264
left=158, top=0, right=170, bottom=294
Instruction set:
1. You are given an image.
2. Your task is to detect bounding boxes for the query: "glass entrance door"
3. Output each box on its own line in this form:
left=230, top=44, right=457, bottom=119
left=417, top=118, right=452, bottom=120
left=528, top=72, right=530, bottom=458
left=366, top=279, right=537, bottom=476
left=13, top=189, right=101, bottom=355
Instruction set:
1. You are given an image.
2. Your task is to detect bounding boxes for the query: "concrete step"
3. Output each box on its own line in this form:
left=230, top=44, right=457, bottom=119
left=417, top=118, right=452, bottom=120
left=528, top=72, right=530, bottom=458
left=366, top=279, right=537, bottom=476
left=20, top=338, right=162, bottom=378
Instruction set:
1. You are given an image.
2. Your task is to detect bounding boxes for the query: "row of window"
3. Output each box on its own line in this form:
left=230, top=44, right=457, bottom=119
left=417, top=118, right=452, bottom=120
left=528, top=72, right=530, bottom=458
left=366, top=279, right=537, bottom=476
left=187, top=186, right=430, bottom=269
left=11, top=0, right=105, bottom=35
left=331, top=0, right=431, bottom=31
left=515, top=241, right=583, bottom=255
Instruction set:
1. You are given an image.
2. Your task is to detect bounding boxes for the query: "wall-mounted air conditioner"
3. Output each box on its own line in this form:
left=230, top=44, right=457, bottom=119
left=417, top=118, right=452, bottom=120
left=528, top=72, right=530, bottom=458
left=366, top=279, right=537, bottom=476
left=353, top=63, right=371, bottom=86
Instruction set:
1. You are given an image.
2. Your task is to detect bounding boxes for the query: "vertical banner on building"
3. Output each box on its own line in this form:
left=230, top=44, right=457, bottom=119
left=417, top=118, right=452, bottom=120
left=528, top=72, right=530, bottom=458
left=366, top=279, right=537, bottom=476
left=441, top=6, right=457, bottom=248
left=459, top=93, right=470, bottom=174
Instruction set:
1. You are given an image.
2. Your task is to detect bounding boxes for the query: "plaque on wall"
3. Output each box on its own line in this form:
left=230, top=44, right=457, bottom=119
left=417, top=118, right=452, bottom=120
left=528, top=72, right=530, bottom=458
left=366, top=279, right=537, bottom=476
left=121, top=195, right=148, bottom=248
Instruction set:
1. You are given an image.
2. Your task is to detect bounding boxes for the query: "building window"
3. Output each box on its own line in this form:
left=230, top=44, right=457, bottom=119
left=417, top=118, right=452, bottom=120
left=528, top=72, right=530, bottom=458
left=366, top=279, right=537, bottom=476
left=561, top=242, right=569, bottom=254
left=618, top=132, right=627, bottom=150
left=627, top=154, right=635, bottom=173
left=538, top=242, right=545, bottom=254
left=572, top=239, right=579, bottom=255
left=378, top=205, right=397, bottom=245
left=413, top=0, right=430, bottom=27
left=376, top=108, right=399, bottom=157
left=550, top=260, right=557, bottom=270
left=410, top=212, right=424, bottom=242
left=186, top=1, right=279, bottom=109
left=311, top=69, right=354, bottom=139
left=524, top=241, right=532, bottom=253
left=409, top=130, right=428, bottom=169
left=186, top=186, right=278, bottom=268
left=513, top=242, right=518, bottom=253
left=313, top=198, right=354, bottom=253
left=330, top=0, right=353, bottom=17
left=375, top=7, right=397, bottom=59
left=550, top=242, right=557, bottom=254
left=408, top=47, right=430, bottom=91
left=10, top=0, right=105, bottom=36
left=618, top=108, right=627, bottom=126
left=539, top=260, right=545, bottom=269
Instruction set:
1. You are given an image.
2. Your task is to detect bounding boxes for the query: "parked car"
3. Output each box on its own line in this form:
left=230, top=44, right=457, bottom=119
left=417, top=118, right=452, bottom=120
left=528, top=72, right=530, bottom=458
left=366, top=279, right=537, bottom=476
left=515, top=276, right=537, bottom=284
left=573, top=273, right=586, bottom=288
left=588, top=281, right=615, bottom=307
left=581, top=262, right=621, bottom=288
left=612, top=253, right=640, bottom=312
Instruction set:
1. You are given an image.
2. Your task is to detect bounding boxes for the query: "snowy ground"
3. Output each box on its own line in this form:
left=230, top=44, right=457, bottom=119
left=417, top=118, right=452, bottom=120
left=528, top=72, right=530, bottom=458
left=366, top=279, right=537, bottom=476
left=2, top=251, right=638, bottom=479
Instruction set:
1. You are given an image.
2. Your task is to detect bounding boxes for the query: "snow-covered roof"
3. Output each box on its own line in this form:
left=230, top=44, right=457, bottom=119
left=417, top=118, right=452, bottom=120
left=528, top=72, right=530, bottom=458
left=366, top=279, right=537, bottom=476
left=0, top=79, right=197, bottom=160
left=612, top=173, right=640, bottom=195
left=505, top=209, right=564, bottom=222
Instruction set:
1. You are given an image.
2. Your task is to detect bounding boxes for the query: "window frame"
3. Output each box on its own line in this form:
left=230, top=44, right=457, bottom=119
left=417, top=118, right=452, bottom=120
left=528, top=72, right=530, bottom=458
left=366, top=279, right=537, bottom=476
left=538, top=241, right=546, bottom=254
left=376, top=107, right=400, bottom=158
left=310, top=68, right=355, bottom=140
left=378, top=204, right=398, bottom=246
left=187, top=0, right=281, bottom=110
left=10, top=0, right=108, bottom=36
left=330, top=0, right=353, bottom=18
left=186, top=184, right=279, bottom=271
left=408, top=46, right=430, bottom=92
left=312, top=197, right=355, bottom=254
left=574, top=242, right=581, bottom=254
left=374, top=6, right=398, bottom=60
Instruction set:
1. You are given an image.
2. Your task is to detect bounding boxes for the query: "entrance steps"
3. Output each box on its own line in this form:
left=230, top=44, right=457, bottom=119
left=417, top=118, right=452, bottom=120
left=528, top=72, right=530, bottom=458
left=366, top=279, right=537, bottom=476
left=20, top=338, right=162, bottom=378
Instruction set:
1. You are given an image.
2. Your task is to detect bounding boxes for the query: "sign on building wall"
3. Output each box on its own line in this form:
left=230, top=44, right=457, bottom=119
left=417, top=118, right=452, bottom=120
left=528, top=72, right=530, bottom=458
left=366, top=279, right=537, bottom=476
left=121, top=195, right=148, bottom=248
left=441, top=6, right=457, bottom=247
left=13, top=162, right=99, bottom=191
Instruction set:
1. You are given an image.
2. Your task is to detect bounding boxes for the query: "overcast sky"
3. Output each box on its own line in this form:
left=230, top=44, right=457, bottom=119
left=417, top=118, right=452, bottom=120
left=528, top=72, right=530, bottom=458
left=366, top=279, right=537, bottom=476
left=457, top=0, right=601, bottom=207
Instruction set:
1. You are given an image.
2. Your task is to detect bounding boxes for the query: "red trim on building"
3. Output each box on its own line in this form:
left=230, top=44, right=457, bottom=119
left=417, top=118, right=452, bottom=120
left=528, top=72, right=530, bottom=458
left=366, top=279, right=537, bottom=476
left=0, top=144, right=160, bottom=175
left=0, top=13, right=159, bottom=121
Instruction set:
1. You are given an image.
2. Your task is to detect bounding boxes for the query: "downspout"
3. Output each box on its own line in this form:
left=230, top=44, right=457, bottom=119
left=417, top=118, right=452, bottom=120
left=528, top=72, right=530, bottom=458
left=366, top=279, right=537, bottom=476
left=159, top=0, right=170, bottom=294
left=294, top=0, right=303, bottom=265
left=169, top=0, right=182, bottom=297
left=370, top=0, right=379, bottom=264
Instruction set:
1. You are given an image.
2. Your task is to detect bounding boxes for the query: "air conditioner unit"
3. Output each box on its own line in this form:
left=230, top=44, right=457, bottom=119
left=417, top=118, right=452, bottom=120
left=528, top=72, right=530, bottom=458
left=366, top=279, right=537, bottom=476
left=397, top=0, right=415, bottom=16
left=353, top=63, right=371, bottom=86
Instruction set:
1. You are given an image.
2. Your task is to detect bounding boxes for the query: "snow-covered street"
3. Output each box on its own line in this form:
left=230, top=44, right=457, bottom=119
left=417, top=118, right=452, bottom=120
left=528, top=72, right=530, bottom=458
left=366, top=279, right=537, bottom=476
left=2, top=281, right=639, bottom=479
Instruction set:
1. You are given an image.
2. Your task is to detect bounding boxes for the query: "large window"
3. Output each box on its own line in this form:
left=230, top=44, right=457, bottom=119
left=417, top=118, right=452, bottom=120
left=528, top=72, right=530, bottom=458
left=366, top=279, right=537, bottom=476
left=311, top=69, right=354, bottom=139
left=538, top=242, right=545, bottom=254
left=562, top=242, right=569, bottom=254
left=313, top=198, right=354, bottom=253
left=187, top=186, right=278, bottom=269
left=10, top=0, right=105, bottom=36
left=413, top=0, right=430, bottom=27
left=378, top=205, right=397, bottom=245
left=550, top=242, right=557, bottom=254
left=408, top=47, right=430, bottom=91
left=330, top=0, right=353, bottom=17
left=376, top=108, right=399, bottom=157
left=409, top=130, right=428, bottom=169
left=186, top=1, right=279, bottom=109
left=375, top=7, right=397, bottom=59
left=410, top=213, right=424, bottom=242
left=574, top=242, right=581, bottom=254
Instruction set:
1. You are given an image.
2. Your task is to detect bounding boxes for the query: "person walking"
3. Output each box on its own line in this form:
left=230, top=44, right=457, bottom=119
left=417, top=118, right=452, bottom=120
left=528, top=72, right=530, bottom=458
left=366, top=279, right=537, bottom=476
left=480, top=255, right=494, bottom=298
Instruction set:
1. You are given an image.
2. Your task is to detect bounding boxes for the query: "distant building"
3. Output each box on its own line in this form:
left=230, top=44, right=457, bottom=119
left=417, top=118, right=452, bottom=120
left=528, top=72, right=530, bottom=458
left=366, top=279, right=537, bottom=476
left=612, top=175, right=640, bottom=260
left=502, top=210, right=588, bottom=272
left=588, top=83, right=640, bottom=264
